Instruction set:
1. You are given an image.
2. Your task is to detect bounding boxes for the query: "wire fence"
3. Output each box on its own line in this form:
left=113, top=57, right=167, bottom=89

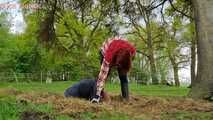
left=0, top=71, right=149, bottom=84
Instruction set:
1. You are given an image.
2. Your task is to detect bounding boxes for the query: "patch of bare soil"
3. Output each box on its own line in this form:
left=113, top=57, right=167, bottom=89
left=109, top=95, right=213, bottom=119
left=21, top=111, right=54, bottom=120
left=5, top=89, right=213, bottom=119
left=0, top=88, right=22, bottom=97
left=16, top=91, right=112, bottom=117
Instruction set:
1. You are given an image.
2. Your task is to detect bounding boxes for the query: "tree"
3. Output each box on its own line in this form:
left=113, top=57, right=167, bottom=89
left=189, top=7, right=196, bottom=87
left=189, top=0, right=213, bottom=99
left=16, top=0, right=124, bottom=80
left=0, top=12, right=17, bottom=72
left=123, top=0, right=165, bottom=84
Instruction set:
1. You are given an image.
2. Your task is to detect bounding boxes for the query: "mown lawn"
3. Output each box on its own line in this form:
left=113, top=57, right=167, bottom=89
left=0, top=81, right=189, bottom=97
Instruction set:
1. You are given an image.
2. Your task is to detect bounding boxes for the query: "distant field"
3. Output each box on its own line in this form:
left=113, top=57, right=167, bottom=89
left=0, top=81, right=189, bottom=97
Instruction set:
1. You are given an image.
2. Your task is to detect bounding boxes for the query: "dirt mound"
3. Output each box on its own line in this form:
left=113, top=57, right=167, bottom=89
left=0, top=88, right=22, bottom=97
left=16, top=92, right=112, bottom=116
left=8, top=89, right=213, bottom=119
left=21, top=111, right=53, bottom=120
left=110, top=95, right=213, bottom=115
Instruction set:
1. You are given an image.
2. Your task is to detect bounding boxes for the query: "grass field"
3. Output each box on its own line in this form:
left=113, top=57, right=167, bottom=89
left=0, top=81, right=189, bottom=96
left=0, top=81, right=212, bottom=120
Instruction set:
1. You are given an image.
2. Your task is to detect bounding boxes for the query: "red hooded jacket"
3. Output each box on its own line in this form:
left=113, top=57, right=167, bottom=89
left=101, top=38, right=136, bottom=64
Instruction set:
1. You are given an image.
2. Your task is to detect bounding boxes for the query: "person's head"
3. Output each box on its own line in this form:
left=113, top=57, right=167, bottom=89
left=113, top=48, right=135, bottom=74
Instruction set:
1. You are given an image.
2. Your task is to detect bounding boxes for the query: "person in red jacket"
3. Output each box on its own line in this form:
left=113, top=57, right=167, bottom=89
left=91, top=37, right=136, bottom=103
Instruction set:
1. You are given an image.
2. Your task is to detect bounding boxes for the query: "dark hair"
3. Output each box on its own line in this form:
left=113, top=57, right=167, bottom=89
left=113, top=48, right=132, bottom=74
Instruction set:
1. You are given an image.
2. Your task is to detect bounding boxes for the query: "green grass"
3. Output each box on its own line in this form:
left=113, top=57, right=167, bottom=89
left=0, top=81, right=75, bottom=94
left=106, top=83, right=189, bottom=97
left=0, top=96, right=134, bottom=120
left=0, top=97, right=54, bottom=120
left=0, top=81, right=189, bottom=97
left=161, top=111, right=213, bottom=120
left=1, top=81, right=208, bottom=120
left=78, top=112, right=133, bottom=120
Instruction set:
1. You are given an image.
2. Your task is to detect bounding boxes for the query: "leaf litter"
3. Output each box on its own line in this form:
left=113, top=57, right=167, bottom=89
left=1, top=88, right=213, bottom=119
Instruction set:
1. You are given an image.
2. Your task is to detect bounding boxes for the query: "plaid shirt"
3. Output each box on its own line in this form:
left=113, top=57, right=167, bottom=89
left=96, top=37, right=136, bottom=96
left=96, top=59, right=110, bottom=96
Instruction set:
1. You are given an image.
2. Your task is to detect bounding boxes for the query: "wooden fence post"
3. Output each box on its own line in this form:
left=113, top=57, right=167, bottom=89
left=40, top=71, right=43, bottom=84
left=12, top=71, right=18, bottom=83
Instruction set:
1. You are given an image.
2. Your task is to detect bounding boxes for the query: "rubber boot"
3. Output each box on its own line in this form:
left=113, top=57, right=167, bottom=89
left=121, top=83, right=129, bottom=100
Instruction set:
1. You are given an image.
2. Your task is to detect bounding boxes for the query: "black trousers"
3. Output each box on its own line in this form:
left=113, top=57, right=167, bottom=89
left=99, top=50, right=129, bottom=99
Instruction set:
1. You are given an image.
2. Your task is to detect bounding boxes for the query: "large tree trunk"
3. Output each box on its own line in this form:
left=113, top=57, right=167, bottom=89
left=149, top=53, right=158, bottom=84
left=173, top=64, right=180, bottom=87
left=189, top=0, right=213, bottom=99
left=190, top=27, right=196, bottom=86
left=169, top=54, right=180, bottom=87
left=190, top=7, right=197, bottom=87
left=147, top=30, right=158, bottom=84
left=146, top=13, right=159, bottom=84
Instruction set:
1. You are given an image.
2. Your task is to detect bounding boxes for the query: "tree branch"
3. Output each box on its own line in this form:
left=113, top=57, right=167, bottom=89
left=149, top=0, right=167, bottom=11
left=177, top=60, right=189, bottom=64
left=160, top=2, right=167, bottom=24
left=156, top=55, right=168, bottom=60
left=168, top=0, right=193, bottom=19
left=136, top=50, right=149, bottom=58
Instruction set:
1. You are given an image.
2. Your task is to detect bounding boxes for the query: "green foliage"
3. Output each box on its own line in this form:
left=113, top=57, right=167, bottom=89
left=183, top=23, right=195, bottom=43
left=0, top=7, right=107, bottom=81
left=167, top=0, right=192, bottom=17
left=0, top=0, right=195, bottom=85
left=0, top=13, right=17, bottom=72
left=130, top=59, right=150, bottom=84
left=13, top=46, right=41, bottom=72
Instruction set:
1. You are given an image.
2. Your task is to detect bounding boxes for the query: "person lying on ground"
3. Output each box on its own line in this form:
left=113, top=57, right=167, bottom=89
left=91, top=37, right=136, bottom=103
left=64, top=79, right=110, bottom=102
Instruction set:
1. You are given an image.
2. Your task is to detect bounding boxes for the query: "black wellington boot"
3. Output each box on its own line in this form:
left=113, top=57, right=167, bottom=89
left=121, top=83, right=129, bottom=100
